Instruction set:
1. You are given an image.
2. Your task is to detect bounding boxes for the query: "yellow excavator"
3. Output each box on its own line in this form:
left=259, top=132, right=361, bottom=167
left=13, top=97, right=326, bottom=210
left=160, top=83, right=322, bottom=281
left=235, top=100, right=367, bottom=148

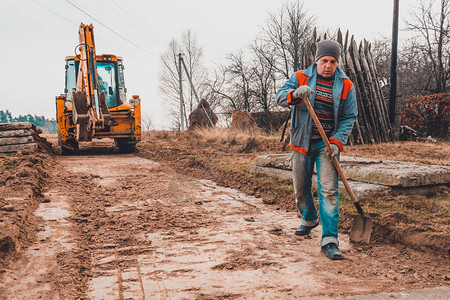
left=55, top=23, right=141, bottom=154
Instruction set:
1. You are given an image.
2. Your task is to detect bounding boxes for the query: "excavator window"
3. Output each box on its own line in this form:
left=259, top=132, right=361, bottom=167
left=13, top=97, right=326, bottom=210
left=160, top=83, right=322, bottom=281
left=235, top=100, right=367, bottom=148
left=64, top=59, right=125, bottom=109
left=97, top=61, right=122, bottom=108
left=65, top=60, right=77, bottom=103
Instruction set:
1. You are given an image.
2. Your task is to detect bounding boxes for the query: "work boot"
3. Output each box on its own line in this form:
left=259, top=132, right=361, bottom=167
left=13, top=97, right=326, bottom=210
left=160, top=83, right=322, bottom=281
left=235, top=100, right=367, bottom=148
left=295, top=222, right=319, bottom=236
left=321, top=243, right=343, bottom=260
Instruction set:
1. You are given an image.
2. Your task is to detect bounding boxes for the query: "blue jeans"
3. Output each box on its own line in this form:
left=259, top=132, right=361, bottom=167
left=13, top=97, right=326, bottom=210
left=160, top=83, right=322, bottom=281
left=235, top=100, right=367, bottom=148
left=291, top=140, right=339, bottom=247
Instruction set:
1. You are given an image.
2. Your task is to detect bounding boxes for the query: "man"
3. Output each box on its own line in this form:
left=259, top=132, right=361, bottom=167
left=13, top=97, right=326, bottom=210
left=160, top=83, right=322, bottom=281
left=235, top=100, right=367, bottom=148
left=275, top=40, right=357, bottom=260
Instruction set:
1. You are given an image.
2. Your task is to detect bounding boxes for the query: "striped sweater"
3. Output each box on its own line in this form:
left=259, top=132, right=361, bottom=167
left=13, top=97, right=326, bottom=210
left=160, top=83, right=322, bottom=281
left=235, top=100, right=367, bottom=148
left=311, top=75, right=335, bottom=141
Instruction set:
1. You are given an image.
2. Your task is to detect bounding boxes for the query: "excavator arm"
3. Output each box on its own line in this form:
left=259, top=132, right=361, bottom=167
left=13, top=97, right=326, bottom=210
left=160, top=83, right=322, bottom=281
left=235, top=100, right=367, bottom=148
left=72, top=23, right=110, bottom=141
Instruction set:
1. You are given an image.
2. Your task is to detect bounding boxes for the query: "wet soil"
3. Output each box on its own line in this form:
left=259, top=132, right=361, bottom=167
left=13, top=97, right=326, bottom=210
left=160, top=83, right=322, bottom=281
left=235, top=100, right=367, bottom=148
left=0, top=140, right=448, bottom=298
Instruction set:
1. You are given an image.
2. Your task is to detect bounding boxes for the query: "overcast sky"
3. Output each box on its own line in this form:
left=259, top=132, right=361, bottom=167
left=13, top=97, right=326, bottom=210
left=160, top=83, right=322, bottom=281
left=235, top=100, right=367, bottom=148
left=1, top=0, right=419, bottom=129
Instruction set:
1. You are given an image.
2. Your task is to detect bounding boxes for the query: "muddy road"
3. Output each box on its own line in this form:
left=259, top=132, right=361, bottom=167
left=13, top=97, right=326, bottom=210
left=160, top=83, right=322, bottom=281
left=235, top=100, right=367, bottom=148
left=0, top=151, right=449, bottom=299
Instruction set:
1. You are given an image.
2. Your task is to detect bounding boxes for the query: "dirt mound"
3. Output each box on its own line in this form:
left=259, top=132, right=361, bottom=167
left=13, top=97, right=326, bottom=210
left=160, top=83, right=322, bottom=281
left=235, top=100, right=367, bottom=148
left=371, top=211, right=450, bottom=255
left=229, top=109, right=259, bottom=133
left=188, top=99, right=218, bottom=130
left=1, top=150, right=51, bottom=196
left=0, top=149, right=53, bottom=263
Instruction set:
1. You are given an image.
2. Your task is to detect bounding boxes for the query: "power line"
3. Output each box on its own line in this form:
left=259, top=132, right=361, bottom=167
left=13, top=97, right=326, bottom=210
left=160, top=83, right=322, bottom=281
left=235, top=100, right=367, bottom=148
left=109, top=0, right=165, bottom=44
left=96, top=0, right=164, bottom=47
left=65, top=0, right=157, bottom=58
left=31, top=0, right=78, bottom=26
left=30, top=0, right=139, bottom=58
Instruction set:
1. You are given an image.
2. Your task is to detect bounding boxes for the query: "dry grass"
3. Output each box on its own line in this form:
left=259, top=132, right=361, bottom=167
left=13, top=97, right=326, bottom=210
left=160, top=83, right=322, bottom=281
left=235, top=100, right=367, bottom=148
left=143, top=128, right=285, bottom=153
left=346, top=141, right=450, bottom=166
left=190, top=127, right=273, bottom=145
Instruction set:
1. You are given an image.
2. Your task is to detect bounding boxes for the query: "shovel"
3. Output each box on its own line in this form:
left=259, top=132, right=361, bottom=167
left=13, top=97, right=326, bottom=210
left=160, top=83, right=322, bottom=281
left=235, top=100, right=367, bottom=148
left=302, top=96, right=373, bottom=244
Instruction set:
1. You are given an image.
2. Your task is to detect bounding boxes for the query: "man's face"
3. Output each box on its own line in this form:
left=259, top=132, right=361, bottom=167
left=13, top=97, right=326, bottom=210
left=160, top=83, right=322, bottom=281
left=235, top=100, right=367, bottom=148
left=316, top=56, right=339, bottom=78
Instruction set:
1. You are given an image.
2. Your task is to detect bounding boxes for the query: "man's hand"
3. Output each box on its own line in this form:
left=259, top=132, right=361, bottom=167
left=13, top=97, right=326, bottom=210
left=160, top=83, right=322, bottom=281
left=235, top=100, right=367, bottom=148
left=293, top=85, right=314, bottom=99
left=330, top=144, right=340, bottom=158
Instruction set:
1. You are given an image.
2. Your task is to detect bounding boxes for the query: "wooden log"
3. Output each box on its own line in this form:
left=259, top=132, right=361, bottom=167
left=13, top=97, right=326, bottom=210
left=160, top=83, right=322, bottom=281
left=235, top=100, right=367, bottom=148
left=343, top=30, right=349, bottom=53
left=0, top=129, right=35, bottom=138
left=0, top=143, right=38, bottom=153
left=0, top=136, right=35, bottom=146
left=345, top=50, right=371, bottom=144
left=0, top=122, right=36, bottom=131
left=357, top=40, right=382, bottom=143
left=364, top=42, right=386, bottom=113
left=350, top=39, right=380, bottom=143
left=362, top=40, right=390, bottom=141
left=354, top=118, right=365, bottom=145
left=365, top=45, right=394, bottom=141
left=337, top=29, right=343, bottom=46
left=359, top=42, right=388, bottom=142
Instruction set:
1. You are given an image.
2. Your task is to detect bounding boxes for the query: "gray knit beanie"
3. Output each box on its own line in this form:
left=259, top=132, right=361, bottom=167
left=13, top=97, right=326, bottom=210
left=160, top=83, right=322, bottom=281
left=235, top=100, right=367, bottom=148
left=315, top=40, right=341, bottom=62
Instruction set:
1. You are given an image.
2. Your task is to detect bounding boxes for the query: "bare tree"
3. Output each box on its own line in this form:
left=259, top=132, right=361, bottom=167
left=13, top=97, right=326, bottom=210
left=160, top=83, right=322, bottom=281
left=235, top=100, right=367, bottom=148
left=262, top=0, right=315, bottom=79
left=226, top=51, right=254, bottom=112
left=250, top=38, right=277, bottom=112
left=180, top=31, right=208, bottom=114
left=204, top=67, right=238, bottom=111
left=159, top=39, right=183, bottom=130
left=141, top=112, right=153, bottom=131
left=204, top=0, right=315, bottom=118
left=398, top=39, right=436, bottom=97
left=371, top=36, right=392, bottom=89
left=406, top=0, right=450, bottom=93
left=159, top=30, right=206, bottom=130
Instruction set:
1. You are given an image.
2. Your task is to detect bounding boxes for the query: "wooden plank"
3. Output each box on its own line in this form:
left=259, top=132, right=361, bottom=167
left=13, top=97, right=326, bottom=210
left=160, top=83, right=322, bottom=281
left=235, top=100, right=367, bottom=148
left=0, top=143, right=37, bottom=153
left=0, top=136, right=35, bottom=146
left=0, top=129, right=35, bottom=138
left=0, top=122, right=35, bottom=131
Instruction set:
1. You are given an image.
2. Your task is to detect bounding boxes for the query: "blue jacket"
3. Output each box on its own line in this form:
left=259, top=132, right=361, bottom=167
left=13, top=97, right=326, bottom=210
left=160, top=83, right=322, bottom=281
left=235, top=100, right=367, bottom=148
left=275, top=64, right=358, bottom=154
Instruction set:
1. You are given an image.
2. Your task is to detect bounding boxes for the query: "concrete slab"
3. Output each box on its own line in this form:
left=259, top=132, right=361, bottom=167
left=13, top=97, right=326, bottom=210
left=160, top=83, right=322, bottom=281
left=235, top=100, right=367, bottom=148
left=250, top=165, right=390, bottom=198
left=253, top=154, right=450, bottom=187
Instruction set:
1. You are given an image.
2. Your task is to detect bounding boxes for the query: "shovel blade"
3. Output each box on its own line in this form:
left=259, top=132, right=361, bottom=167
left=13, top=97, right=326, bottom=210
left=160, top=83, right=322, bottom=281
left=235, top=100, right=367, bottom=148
left=350, top=215, right=373, bottom=244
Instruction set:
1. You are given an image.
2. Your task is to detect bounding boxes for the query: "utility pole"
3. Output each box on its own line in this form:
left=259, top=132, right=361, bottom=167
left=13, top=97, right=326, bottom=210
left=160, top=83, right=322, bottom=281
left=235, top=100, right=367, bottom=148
left=178, top=53, right=185, bottom=131
left=389, top=0, right=400, bottom=140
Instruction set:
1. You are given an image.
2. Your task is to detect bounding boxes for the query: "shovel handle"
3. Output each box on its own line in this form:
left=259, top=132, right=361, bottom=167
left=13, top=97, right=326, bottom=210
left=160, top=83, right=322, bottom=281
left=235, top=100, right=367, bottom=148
left=302, top=97, right=364, bottom=216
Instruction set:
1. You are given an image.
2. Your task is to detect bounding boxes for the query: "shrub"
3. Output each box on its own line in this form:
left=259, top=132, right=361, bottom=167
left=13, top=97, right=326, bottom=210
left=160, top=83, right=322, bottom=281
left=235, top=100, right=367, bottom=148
left=401, top=93, right=449, bottom=137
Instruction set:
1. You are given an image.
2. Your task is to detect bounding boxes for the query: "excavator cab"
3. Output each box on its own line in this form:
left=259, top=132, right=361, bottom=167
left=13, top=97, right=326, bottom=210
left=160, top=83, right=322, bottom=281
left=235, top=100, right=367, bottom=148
left=65, top=56, right=126, bottom=109
left=56, top=24, right=141, bottom=154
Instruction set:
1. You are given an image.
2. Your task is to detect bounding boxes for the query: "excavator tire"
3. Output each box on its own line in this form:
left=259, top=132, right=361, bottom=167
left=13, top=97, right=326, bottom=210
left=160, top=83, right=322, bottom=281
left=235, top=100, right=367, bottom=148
left=60, top=140, right=79, bottom=156
left=114, top=138, right=136, bottom=153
